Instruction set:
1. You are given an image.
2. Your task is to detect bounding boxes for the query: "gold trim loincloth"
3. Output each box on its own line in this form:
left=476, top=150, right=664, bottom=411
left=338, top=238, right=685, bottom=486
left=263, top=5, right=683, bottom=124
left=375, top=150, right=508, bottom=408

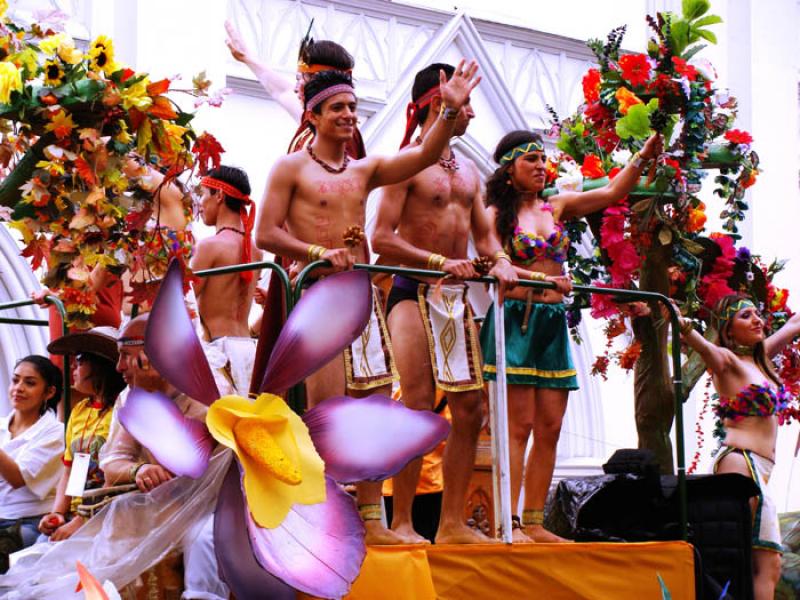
left=344, top=285, right=399, bottom=391
left=417, top=282, right=483, bottom=392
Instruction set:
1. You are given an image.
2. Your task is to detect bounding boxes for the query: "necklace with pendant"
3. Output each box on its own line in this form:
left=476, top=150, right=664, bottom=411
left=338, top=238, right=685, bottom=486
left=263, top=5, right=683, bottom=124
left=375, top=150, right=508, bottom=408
left=307, top=144, right=350, bottom=174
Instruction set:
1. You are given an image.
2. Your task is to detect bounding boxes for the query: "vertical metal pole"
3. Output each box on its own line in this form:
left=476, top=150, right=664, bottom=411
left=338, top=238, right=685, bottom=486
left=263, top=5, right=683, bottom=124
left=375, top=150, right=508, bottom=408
left=487, top=285, right=513, bottom=543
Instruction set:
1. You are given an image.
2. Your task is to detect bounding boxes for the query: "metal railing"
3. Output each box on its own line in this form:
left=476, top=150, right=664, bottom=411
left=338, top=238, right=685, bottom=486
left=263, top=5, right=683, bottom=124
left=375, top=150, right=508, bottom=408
left=0, top=295, right=71, bottom=422
left=8, top=259, right=687, bottom=542
left=294, top=260, right=688, bottom=542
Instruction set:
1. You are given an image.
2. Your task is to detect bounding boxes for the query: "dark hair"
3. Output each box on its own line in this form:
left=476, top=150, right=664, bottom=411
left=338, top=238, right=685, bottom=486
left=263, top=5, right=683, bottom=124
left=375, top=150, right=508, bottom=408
left=485, top=131, right=545, bottom=246
left=206, top=165, right=251, bottom=212
left=714, top=294, right=781, bottom=386
left=304, top=70, right=355, bottom=115
left=14, top=355, right=62, bottom=415
left=412, top=63, right=455, bottom=124
left=298, top=39, right=354, bottom=71
left=78, top=353, right=126, bottom=411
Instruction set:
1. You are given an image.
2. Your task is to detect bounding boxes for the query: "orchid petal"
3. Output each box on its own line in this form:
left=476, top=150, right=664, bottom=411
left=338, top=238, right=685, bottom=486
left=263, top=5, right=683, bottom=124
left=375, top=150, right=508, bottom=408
left=303, top=394, right=450, bottom=483
left=118, top=386, right=212, bottom=478
left=146, top=259, right=220, bottom=405
left=260, top=270, right=371, bottom=394
left=214, top=463, right=295, bottom=600
left=248, top=475, right=365, bottom=599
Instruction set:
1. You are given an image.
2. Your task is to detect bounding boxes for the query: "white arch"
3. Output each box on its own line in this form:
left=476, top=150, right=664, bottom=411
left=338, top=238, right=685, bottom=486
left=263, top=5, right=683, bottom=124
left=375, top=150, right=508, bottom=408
left=0, top=225, right=48, bottom=414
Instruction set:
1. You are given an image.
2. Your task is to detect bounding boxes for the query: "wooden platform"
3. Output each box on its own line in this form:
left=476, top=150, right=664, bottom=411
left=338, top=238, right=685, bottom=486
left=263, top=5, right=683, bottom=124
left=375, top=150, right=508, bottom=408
left=302, top=541, right=696, bottom=600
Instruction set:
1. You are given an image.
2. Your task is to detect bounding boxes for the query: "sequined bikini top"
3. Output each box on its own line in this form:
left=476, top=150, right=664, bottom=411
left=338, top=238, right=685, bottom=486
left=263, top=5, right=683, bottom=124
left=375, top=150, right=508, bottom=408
left=509, top=221, right=571, bottom=265
left=715, top=382, right=791, bottom=421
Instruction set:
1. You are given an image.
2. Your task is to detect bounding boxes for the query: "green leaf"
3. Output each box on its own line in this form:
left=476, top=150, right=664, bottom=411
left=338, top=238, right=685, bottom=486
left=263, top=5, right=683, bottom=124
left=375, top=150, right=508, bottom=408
left=681, top=44, right=708, bottom=62
left=696, top=29, right=717, bottom=43
left=682, top=0, right=710, bottom=20
left=694, top=14, right=722, bottom=27
left=616, top=104, right=651, bottom=140
left=670, top=21, right=691, bottom=55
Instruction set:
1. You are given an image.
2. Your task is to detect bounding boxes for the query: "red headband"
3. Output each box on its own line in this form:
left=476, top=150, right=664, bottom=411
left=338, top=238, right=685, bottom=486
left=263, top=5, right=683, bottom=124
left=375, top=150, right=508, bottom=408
left=399, top=85, right=441, bottom=149
left=201, top=176, right=256, bottom=284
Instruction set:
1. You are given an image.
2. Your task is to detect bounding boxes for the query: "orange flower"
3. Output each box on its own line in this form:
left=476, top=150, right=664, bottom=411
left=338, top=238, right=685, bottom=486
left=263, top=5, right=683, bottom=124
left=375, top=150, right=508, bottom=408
left=740, top=169, right=757, bottom=189
left=545, top=157, right=559, bottom=183
left=686, top=201, right=707, bottom=233
left=44, top=109, right=77, bottom=140
left=618, top=340, right=642, bottom=370
left=581, top=154, right=605, bottom=179
left=615, top=87, right=643, bottom=115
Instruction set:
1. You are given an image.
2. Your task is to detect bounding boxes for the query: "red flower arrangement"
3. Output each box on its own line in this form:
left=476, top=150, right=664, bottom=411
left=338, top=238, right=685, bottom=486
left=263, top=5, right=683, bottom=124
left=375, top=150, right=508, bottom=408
left=724, top=129, right=753, bottom=145
left=618, top=53, right=652, bottom=87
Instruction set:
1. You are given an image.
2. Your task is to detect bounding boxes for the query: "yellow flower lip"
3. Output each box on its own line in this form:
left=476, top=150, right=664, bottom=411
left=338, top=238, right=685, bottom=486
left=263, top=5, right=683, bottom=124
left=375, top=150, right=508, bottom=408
left=206, top=393, right=326, bottom=529
left=233, top=416, right=302, bottom=486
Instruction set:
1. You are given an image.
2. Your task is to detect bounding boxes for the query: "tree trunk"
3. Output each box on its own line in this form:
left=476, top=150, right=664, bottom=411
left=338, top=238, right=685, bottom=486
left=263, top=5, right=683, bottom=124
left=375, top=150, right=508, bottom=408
left=632, top=239, right=675, bottom=474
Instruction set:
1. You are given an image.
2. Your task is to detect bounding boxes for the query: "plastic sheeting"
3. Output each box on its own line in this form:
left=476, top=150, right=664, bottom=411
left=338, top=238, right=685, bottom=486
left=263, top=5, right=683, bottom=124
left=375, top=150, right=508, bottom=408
left=0, top=449, right=232, bottom=599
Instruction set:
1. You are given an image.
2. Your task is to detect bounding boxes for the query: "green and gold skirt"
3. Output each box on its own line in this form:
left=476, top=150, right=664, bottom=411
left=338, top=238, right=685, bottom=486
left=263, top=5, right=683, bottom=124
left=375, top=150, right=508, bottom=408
left=480, top=300, right=578, bottom=389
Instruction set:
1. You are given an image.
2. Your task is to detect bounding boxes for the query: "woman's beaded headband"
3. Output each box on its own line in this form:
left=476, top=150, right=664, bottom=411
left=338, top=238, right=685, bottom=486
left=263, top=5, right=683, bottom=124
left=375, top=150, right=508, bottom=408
left=499, top=140, right=545, bottom=165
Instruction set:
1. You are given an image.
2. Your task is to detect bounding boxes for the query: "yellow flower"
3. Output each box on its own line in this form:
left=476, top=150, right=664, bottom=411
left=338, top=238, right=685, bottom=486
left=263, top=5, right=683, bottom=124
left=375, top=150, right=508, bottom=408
left=0, top=62, right=22, bottom=104
left=120, top=78, right=152, bottom=110
left=39, top=33, right=68, bottom=55
left=0, top=0, right=7, bottom=18
left=87, top=35, right=117, bottom=75
left=615, top=87, right=643, bottom=115
left=206, top=393, right=326, bottom=529
left=43, top=59, right=65, bottom=87
left=113, top=119, right=132, bottom=144
left=10, top=48, right=38, bottom=78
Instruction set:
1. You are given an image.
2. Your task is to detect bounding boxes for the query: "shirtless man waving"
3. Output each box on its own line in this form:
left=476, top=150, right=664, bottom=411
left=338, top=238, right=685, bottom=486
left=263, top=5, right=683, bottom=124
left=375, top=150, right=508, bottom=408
left=256, top=61, right=481, bottom=545
left=371, top=63, right=517, bottom=544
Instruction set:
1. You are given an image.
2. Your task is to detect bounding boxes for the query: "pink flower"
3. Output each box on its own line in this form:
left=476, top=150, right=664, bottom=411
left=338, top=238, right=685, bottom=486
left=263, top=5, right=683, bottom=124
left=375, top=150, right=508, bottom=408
left=590, top=283, right=620, bottom=319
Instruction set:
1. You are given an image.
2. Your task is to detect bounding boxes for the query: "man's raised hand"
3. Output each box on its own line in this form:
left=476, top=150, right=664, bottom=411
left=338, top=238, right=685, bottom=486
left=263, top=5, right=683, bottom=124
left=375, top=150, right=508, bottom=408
left=439, top=59, right=481, bottom=112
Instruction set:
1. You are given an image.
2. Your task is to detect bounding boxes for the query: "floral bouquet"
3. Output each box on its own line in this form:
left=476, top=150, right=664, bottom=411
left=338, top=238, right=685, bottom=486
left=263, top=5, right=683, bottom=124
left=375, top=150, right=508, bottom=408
left=0, top=6, right=224, bottom=327
left=545, top=0, right=797, bottom=395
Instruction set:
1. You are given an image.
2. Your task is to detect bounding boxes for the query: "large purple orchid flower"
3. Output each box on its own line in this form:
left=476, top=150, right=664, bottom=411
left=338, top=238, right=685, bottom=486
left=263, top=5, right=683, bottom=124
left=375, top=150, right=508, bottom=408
left=118, top=260, right=450, bottom=598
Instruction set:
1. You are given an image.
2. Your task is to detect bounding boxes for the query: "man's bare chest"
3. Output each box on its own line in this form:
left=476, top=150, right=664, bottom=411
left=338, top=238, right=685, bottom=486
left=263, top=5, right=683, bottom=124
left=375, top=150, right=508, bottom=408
left=411, top=169, right=477, bottom=211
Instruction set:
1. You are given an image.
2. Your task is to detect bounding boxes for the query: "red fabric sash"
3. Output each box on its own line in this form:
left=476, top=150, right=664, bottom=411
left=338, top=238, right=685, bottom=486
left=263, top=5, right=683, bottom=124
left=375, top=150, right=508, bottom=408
left=200, top=176, right=255, bottom=283
left=399, top=85, right=440, bottom=149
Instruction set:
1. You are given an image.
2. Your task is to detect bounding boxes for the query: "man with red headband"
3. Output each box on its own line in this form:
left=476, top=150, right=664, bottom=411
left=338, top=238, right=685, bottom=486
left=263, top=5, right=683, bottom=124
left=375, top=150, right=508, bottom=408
left=371, top=63, right=517, bottom=544
left=191, top=166, right=261, bottom=396
left=256, top=63, right=481, bottom=545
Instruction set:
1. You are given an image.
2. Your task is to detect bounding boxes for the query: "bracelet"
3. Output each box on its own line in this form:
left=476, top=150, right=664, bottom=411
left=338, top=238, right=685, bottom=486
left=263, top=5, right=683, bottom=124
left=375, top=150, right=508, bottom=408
left=529, top=271, right=547, bottom=281
left=679, top=318, right=693, bottom=335
left=307, top=244, right=326, bottom=262
left=493, top=250, right=512, bottom=265
left=630, top=151, right=645, bottom=169
left=427, top=253, right=446, bottom=271
left=439, top=104, right=459, bottom=121
left=129, top=462, right=145, bottom=482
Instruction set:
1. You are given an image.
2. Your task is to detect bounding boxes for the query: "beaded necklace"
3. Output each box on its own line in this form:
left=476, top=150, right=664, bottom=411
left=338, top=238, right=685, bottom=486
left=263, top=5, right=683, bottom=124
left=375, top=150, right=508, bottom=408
left=307, top=144, right=350, bottom=174
left=414, top=136, right=459, bottom=172
left=217, top=227, right=244, bottom=236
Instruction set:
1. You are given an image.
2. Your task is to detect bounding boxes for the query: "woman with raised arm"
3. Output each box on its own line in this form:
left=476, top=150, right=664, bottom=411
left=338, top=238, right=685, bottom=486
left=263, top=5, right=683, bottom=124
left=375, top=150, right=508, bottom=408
left=479, top=131, right=662, bottom=542
left=679, top=295, right=800, bottom=600
left=0, top=356, right=64, bottom=565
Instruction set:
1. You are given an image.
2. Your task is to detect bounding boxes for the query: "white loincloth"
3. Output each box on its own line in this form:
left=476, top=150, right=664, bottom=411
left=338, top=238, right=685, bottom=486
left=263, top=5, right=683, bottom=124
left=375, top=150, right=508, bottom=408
left=344, top=286, right=398, bottom=391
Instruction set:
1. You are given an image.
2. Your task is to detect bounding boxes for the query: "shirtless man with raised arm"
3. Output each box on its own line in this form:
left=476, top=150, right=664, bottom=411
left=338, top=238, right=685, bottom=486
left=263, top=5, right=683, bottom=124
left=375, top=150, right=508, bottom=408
left=256, top=63, right=481, bottom=545
left=371, top=63, right=517, bottom=544
left=191, top=165, right=262, bottom=396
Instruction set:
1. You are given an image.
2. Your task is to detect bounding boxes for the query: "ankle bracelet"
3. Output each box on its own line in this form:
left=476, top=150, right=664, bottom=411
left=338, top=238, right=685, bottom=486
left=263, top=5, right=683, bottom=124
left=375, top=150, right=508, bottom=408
left=358, top=504, right=383, bottom=521
left=523, top=509, right=545, bottom=526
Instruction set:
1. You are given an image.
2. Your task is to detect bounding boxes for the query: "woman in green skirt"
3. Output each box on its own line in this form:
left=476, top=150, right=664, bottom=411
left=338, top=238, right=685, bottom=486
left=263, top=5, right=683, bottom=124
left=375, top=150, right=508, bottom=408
left=480, top=131, right=661, bottom=542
